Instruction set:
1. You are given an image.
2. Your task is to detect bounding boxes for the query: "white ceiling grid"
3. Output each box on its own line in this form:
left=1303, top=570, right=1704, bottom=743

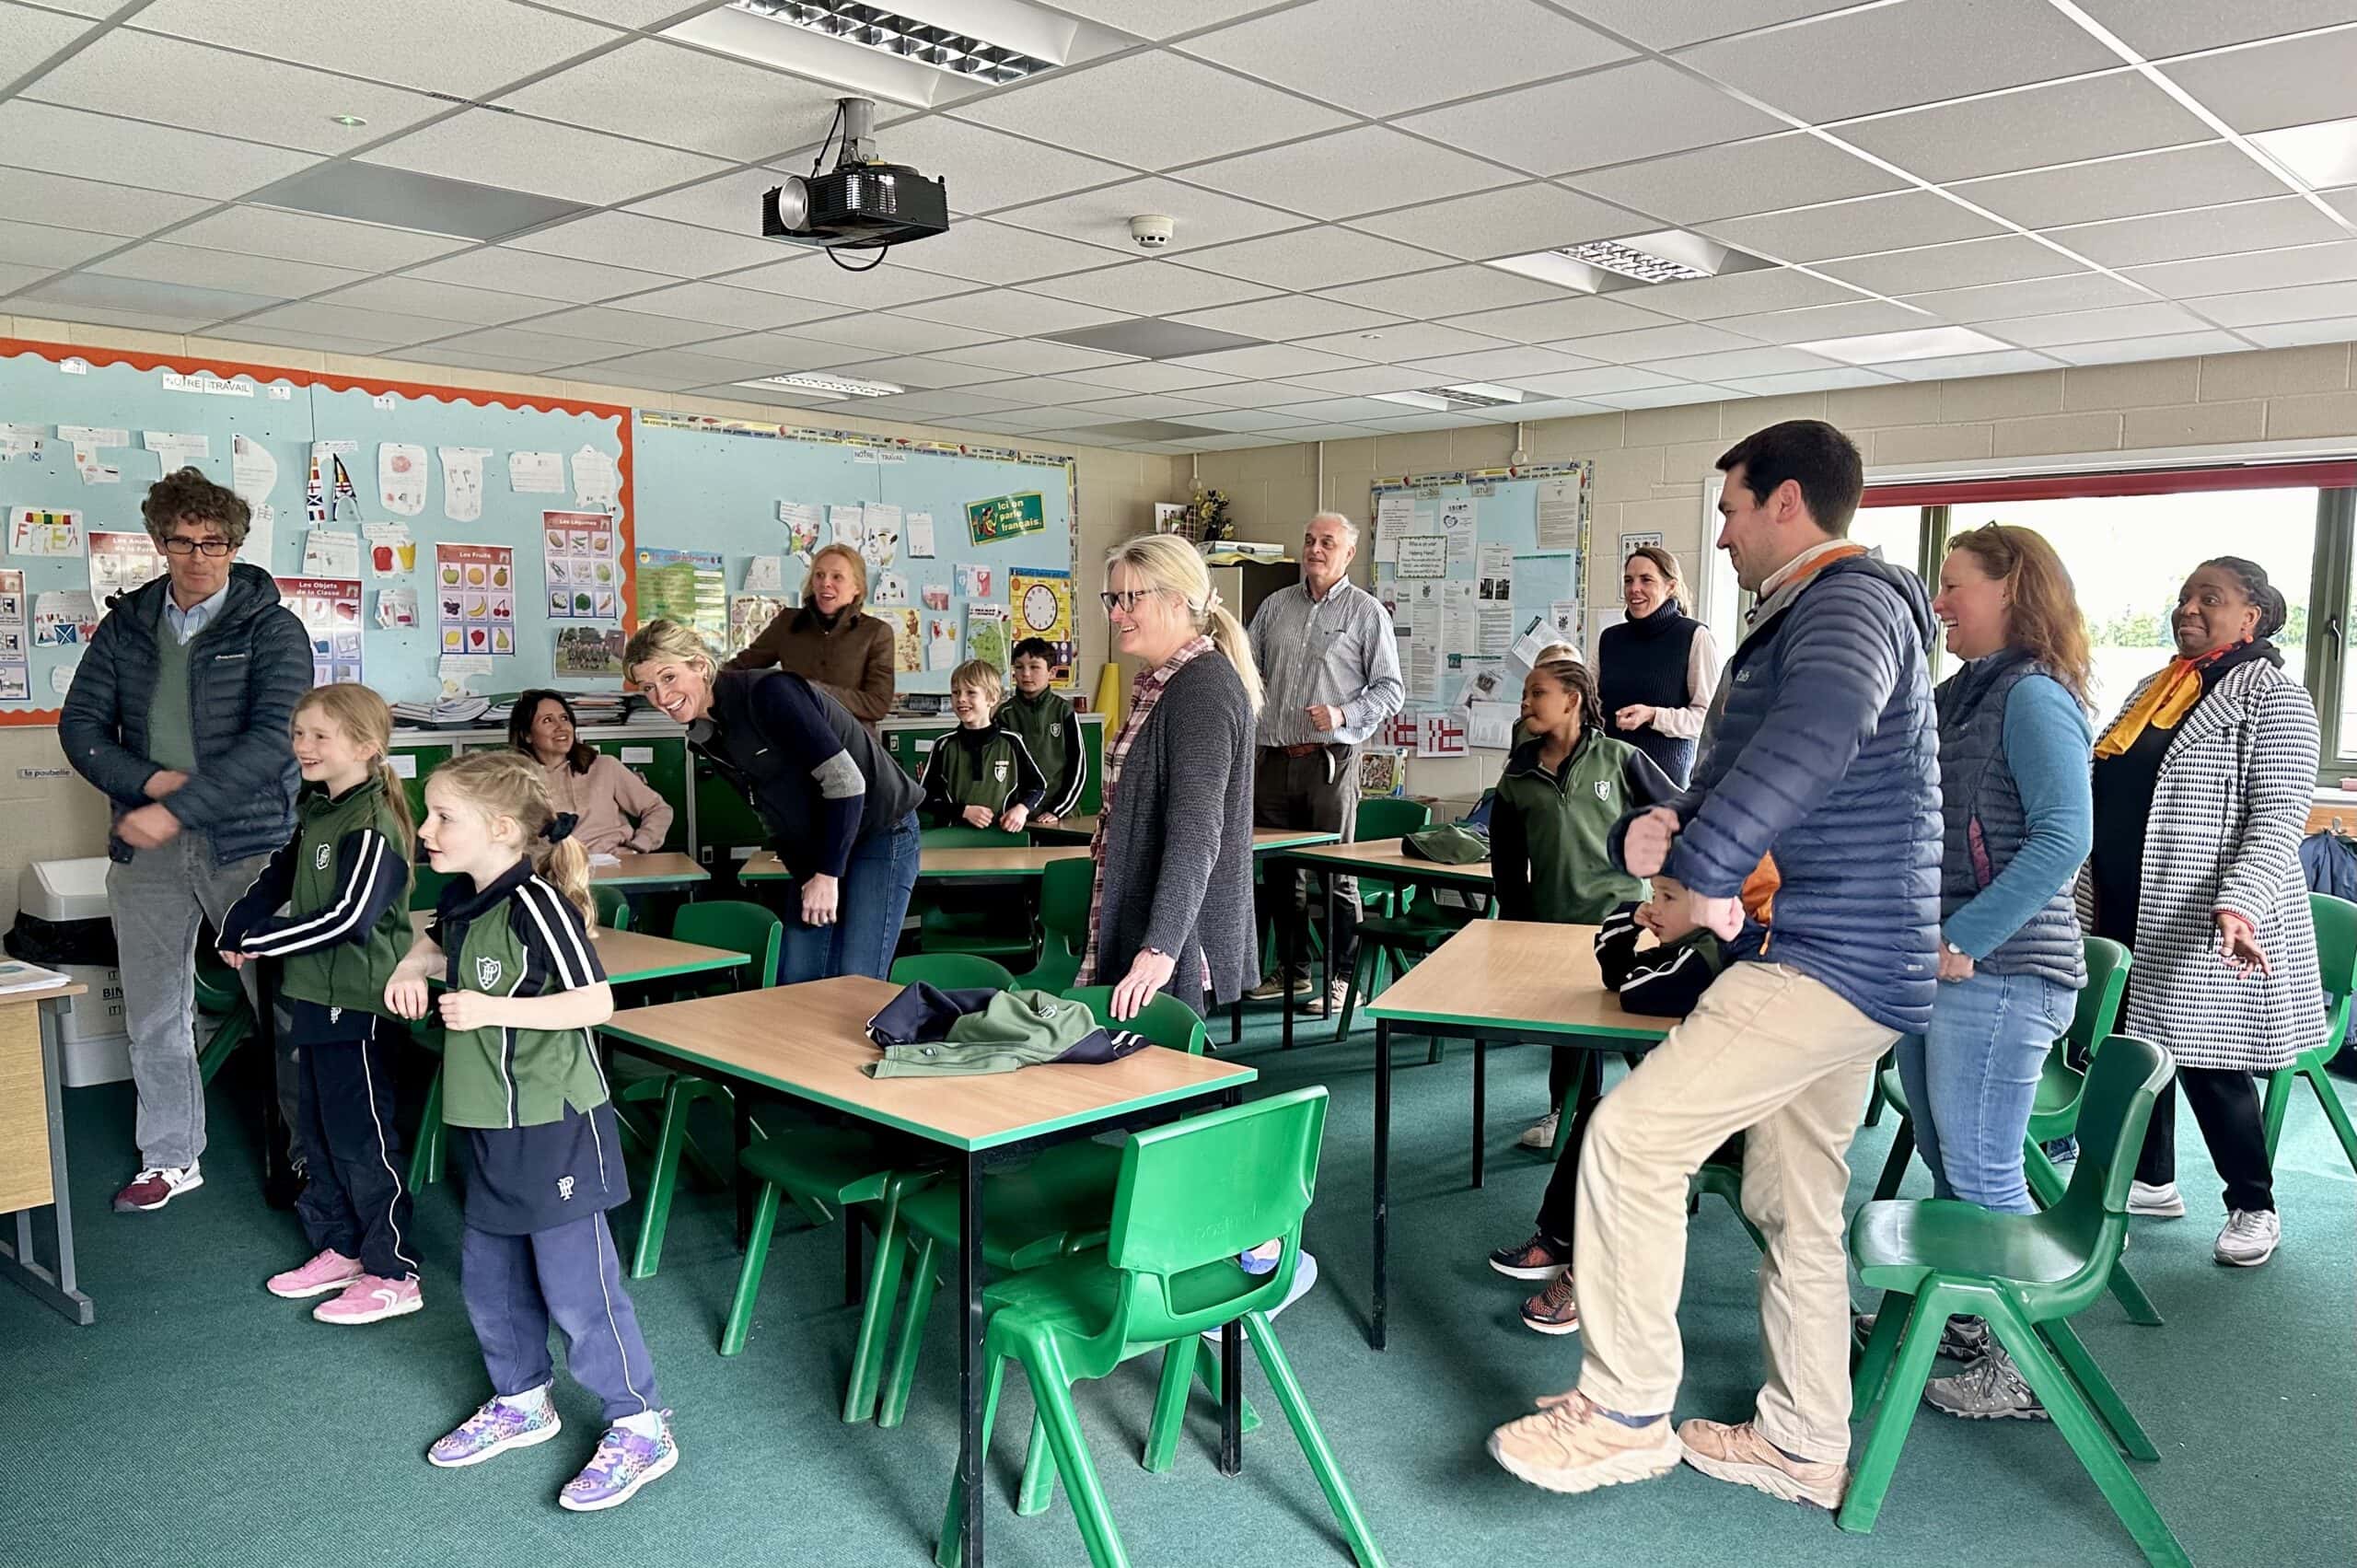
left=0, top=0, right=2351, bottom=453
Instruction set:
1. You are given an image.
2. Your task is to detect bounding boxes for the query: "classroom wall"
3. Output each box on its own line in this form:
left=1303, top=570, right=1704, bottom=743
left=1182, top=341, right=2357, bottom=805
left=0, top=311, right=1181, bottom=930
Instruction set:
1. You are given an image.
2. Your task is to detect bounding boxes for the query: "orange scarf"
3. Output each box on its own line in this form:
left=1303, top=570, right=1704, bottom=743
left=2093, top=645, right=2239, bottom=760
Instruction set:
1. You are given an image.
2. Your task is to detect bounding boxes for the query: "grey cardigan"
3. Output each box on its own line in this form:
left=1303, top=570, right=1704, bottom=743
left=1094, top=653, right=1257, bottom=1010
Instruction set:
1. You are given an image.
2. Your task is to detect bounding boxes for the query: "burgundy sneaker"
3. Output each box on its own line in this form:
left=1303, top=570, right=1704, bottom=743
left=1488, top=1232, right=1570, bottom=1283
left=113, top=1163, right=203, bottom=1213
left=1522, top=1271, right=1581, bottom=1336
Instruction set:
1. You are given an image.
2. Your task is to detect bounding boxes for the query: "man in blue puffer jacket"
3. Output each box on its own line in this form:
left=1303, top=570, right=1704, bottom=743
left=1488, top=421, right=1939, bottom=1514
left=60, top=466, right=312, bottom=1215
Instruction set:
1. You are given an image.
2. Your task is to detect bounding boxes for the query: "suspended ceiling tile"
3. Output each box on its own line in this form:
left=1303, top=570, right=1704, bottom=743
left=1166, top=343, right=1372, bottom=378
left=1176, top=126, right=1524, bottom=222
left=1438, top=295, right=1676, bottom=344
left=0, top=3, right=97, bottom=64
left=888, top=218, right=1133, bottom=286
left=1350, top=183, right=1650, bottom=261
left=1817, top=236, right=2087, bottom=296
left=2160, top=28, right=2357, bottom=134
left=1643, top=345, right=1841, bottom=380
left=359, top=108, right=731, bottom=207
left=1712, top=298, right=1936, bottom=344
left=722, top=252, right=973, bottom=308
left=1313, top=264, right=1562, bottom=318
left=1020, top=260, right=1280, bottom=316
left=1702, top=190, right=2003, bottom=264
left=2071, top=0, right=2357, bottom=59
left=1973, top=302, right=2216, bottom=347
left=835, top=116, right=1132, bottom=215
left=0, top=99, right=319, bottom=200
left=893, top=289, right=1127, bottom=337
left=1399, top=60, right=1782, bottom=178
left=1569, top=321, right=1755, bottom=364
left=2043, top=196, right=2348, bottom=270
left=309, top=275, right=560, bottom=326
left=1044, top=2, right=1277, bottom=41
left=1897, top=271, right=2151, bottom=322
left=1398, top=344, right=1599, bottom=379
left=505, top=210, right=784, bottom=278
left=1168, top=295, right=1403, bottom=343
left=1172, top=226, right=1448, bottom=292
left=0, top=220, right=121, bottom=271
left=2125, top=242, right=2357, bottom=300
left=169, top=205, right=471, bottom=270
left=1954, top=143, right=2290, bottom=231
left=131, top=0, right=624, bottom=99
left=496, top=38, right=842, bottom=161
left=930, top=338, right=1141, bottom=375
left=221, top=299, right=483, bottom=343
left=509, top=304, right=733, bottom=349
left=404, top=245, right=673, bottom=303
left=785, top=312, right=1003, bottom=356
left=1566, top=131, right=1906, bottom=226
left=1834, top=71, right=2212, bottom=185
left=1563, top=0, right=1859, bottom=50
left=0, top=167, right=212, bottom=238
left=596, top=279, right=851, bottom=330
left=87, top=242, right=368, bottom=300
left=998, top=177, right=1306, bottom=257
left=1290, top=322, right=1512, bottom=363
left=947, top=52, right=1350, bottom=170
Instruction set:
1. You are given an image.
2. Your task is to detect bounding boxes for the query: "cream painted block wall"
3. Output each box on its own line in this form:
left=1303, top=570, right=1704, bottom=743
left=0, top=316, right=1181, bottom=928
left=1180, top=342, right=2357, bottom=807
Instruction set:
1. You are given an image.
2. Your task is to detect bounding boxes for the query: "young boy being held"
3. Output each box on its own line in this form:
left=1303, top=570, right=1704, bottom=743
left=920, top=658, right=1047, bottom=832
left=993, top=637, right=1086, bottom=825
left=1488, top=874, right=1736, bottom=1337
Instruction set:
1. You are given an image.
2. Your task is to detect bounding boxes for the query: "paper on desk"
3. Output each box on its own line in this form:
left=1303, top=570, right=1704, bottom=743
left=588, top=853, right=621, bottom=867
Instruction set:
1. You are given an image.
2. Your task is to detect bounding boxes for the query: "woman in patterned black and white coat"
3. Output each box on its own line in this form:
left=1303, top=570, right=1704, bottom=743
left=2081, top=555, right=2323, bottom=1269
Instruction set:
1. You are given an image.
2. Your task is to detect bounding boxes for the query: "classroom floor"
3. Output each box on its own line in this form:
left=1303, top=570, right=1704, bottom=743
left=4, top=1012, right=2351, bottom=1568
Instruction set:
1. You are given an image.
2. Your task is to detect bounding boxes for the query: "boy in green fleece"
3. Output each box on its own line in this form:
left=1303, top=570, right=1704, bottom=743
left=919, top=658, right=1047, bottom=830
left=995, top=637, right=1087, bottom=825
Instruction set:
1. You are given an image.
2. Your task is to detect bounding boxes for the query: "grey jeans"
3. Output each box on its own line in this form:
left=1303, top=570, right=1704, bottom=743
left=107, top=831, right=279, bottom=1169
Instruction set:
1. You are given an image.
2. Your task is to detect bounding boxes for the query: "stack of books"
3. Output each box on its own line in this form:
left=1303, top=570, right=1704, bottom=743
left=391, top=694, right=493, bottom=729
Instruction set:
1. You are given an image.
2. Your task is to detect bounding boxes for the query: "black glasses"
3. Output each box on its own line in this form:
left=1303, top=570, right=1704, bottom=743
left=160, top=537, right=234, bottom=557
left=1100, top=588, right=1161, bottom=613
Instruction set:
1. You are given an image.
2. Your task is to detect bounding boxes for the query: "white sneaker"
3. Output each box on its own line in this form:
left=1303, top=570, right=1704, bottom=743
left=1204, top=1251, right=1318, bottom=1341
left=1518, top=1110, right=1561, bottom=1151
left=2126, top=1179, right=2185, bottom=1217
left=2214, top=1209, right=2281, bottom=1267
left=1924, top=1347, right=2048, bottom=1422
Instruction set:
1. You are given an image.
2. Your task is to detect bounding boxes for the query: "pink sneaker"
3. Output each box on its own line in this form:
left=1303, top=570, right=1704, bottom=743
left=267, top=1249, right=364, bottom=1300
left=313, top=1273, right=424, bottom=1325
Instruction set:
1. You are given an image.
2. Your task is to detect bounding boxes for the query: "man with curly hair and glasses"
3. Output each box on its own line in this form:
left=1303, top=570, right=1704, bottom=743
left=61, top=466, right=314, bottom=1215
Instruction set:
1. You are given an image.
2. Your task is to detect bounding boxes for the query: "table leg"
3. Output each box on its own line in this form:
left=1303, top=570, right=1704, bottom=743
left=844, top=1209, right=864, bottom=1307
left=958, top=1151, right=986, bottom=1568
left=1372, top=1018, right=1391, bottom=1352
left=734, top=1097, right=753, bottom=1250
left=1220, top=1318, right=1243, bottom=1476
left=1230, top=999, right=1242, bottom=1047
left=0, top=999, right=95, bottom=1325
left=1280, top=858, right=1297, bottom=1052
left=1471, top=1040, right=1486, bottom=1191
left=1321, top=875, right=1335, bottom=1013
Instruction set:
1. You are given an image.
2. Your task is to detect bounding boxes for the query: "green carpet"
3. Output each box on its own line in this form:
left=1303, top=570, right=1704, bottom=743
left=3, top=1014, right=2351, bottom=1567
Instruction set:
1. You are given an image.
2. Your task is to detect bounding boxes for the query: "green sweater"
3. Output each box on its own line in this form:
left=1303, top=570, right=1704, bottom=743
left=218, top=775, right=413, bottom=1020
left=996, top=688, right=1088, bottom=818
left=432, top=862, right=611, bottom=1130
left=1492, top=731, right=1678, bottom=924
left=917, top=721, right=1047, bottom=826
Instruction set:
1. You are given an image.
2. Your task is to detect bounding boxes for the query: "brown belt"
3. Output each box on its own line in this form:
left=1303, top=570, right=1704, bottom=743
left=1271, top=743, right=1327, bottom=758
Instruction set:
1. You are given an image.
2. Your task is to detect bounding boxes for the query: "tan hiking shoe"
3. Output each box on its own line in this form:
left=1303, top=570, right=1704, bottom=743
left=1676, top=1419, right=1847, bottom=1509
left=1488, top=1390, right=1680, bottom=1494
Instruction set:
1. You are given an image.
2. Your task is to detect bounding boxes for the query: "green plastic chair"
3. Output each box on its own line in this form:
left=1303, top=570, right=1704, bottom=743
left=921, top=825, right=1039, bottom=958
left=1332, top=898, right=1489, bottom=1044
left=876, top=988, right=1212, bottom=1434
left=2261, top=893, right=2357, bottom=1174
left=592, top=883, right=633, bottom=931
left=1352, top=798, right=1431, bottom=925
left=1014, top=854, right=1093, bottom=994
left=1845, top=1035, right=2183, bottom=1566
left=192, top=944, right=255, bottom=1086
left=626, top=900, right=784, bottom=1278
left=1870, top=937, right=2156, bottom=1325
left=891, top=953, right=1017, bottom=990
left=933, top=1086, right=1383, bottom=1568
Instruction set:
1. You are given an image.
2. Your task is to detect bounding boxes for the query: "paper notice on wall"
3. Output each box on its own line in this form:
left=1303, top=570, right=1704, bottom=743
left=1480, top=604, right=1515, bottom=656
left=1477, top=541, right=1514, bottom=603
left=437, top=655, right=493, bottom=698
left=9, top=507, right=82, bottom=557
left=1406, top=625, right=1441, bottom=703
left=0, top=424, right=41, bottom=462
left=1443, top=579, right=1480, bottom=657
left=34, top=589, right=98, bottom=647
left=862, top=503, right=902, bottom=567
left=240, top=505, right=275, bottom=570
left=374, top=443, right=426, bottom=516
left=728, top=594, right=791, bottom=656
left=966, top=601, right=1008, bottom=672
left=925, top=613, right=960, bottom=671
left=1395, top=534, right=1446, bottom=579
left=508, top=451, right=563, bottom=494
left=877, top=607, right=922, bottom=674
left=0, top=567, right=27, bottom=701
left=906, top=511, right=935, bottom=559
left=1538, top=471, right=1588, bottom=553
left=1551, top=600, right=1583, bottom=642
left=744, top=554, right=784, bottom=592
left=1373, top=494, right=1414, bottom=564
left=376, top=587, right=418, bottom=629
left=778, top=502, right=822, bottom=559
left=302, top=528, right=361, bottom=578
left=435, top=543, right=517, bottom=656
left=59, top=425, right=126, bottom=483
left=870, top=573, right=909, bottom=607
left=570, top=446, right=619, bottom=510
left=1466, top=701, right=1518, bottom=750
left=1440, top=499, right=1478, bottom=567
left=829, top=505, right=864, bottom=550
left=277, top=575, right=365, bottom=686
left=86, top=531, right=167, bottom=603
left=361, top=522, right=414, bottom=577
left=232, top=433, right=277, bottom=507
left=439, top=447, right=490, bottom=523
left=955, top=563, right=993, bottom=600
left=1457, top=665, right=1514, bottom=712
left=142, top=431, right=210, bottom=474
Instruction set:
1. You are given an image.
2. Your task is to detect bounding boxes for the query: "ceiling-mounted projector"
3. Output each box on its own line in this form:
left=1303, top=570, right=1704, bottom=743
left=763, top=96, right=948, bottom=261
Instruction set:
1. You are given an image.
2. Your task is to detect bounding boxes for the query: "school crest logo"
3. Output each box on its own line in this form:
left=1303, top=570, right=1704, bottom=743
left=993, top=760, right=1009, bottom=784
left=1594, top=782, right=1610, bottom=801
left=557, top=1175, right=575, bottom=1202
left=476, top=956, right=503, bottom=990
left=314, top=844, right=332, bottom=870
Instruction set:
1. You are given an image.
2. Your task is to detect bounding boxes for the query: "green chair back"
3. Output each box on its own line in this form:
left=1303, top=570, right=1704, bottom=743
left=2058, top=1034, right=2174, bottom=1225
left=1039, top=854, right=1093, bottom=940
left=922, top=825, right=1030, bottom=847
left=1103, top=1087, right=1328, bottom=1339
left=1354, top=797, right=1430, bottom=840
left=592, top=884, right=633, bottom=931
left=890, top=953, right=1016, bottom=990
left=2308, top=892, right=2357, bottom=1049
left=671, top=899, right=784, bottom=989
left=2068, top=936, right=2131, bottom=1052
left=1061, top=986, right=1207, bottom=1055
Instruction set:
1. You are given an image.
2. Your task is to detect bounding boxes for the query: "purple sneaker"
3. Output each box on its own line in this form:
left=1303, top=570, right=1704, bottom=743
left=426, top=1396, right=563, bottom=1469
left=559, top=1415, right=679, bottom=1512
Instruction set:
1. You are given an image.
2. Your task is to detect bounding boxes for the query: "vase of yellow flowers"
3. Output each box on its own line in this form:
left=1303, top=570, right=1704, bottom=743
left=1174, top=487, right=1232, bottom=544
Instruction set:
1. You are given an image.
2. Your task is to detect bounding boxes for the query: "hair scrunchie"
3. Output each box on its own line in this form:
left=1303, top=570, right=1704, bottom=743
left=541, top=812, right=579, bottom=844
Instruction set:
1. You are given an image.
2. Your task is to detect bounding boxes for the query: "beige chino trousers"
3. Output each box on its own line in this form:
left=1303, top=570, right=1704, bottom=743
left=1573, top=958, right=1897, bottom=1462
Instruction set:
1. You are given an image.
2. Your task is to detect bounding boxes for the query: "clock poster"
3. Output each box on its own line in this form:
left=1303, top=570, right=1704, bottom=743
left=1007, top=565, right=1074, bottom=687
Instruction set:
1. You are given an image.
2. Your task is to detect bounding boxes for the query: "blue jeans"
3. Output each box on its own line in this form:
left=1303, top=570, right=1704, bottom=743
left=1895, top=968, right=2076, bottom=1215
left=778, top=810, right=920, bottom=984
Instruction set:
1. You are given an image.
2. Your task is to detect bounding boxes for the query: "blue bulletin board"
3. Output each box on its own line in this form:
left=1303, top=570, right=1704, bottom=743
left=1370, top=460, right=1592, bottom=749
left=632, top=411, right=1079, bottom=692
left=0, top=336, right=629, bottom=722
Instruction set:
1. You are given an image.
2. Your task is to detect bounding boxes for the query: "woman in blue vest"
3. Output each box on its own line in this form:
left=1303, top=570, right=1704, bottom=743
left=1902, top=523, right=2095, bottom=1421
left=1596, top=545, right=1719, bottom=784
left=623, top=620, right=922, bottom=983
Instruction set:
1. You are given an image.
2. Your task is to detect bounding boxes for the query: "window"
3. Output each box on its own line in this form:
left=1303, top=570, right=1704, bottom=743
left=1848, top=505, right=1924, bottom=579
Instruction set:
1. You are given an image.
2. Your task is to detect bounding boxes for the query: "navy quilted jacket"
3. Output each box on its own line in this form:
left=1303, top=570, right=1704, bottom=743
left=1617, top=549, right=1942, bottom=1034
left=59, top=563, right=312, bottom=867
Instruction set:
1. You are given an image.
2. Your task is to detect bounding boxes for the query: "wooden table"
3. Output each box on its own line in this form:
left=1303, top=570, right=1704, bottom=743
left=1262, top=839, right=1495, bottom=1050
left=0, top=982, right=93, bottom=1325
left=738, top=844, right=1091, bottom=884
left=600, top=978, right=1256, bottom=1567
left=409, top=912, right=747, bottom=987
left=591, top=852, right=710, bottom=889
left=1361, top=920, right=1669, bottom=1350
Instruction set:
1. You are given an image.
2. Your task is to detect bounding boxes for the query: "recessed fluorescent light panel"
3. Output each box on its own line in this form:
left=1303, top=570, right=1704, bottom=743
left=1791, top=326, right=2010, bottom=365
left=739, top=371, right=906, bottom=398
left=1370, top=383, right=1527, bottom=412
left=2249, top=115, right=2357, bottom=189
left=1489, top=229, right=1761, bottom=295
left=732, top=1, right=1057, bottom=82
